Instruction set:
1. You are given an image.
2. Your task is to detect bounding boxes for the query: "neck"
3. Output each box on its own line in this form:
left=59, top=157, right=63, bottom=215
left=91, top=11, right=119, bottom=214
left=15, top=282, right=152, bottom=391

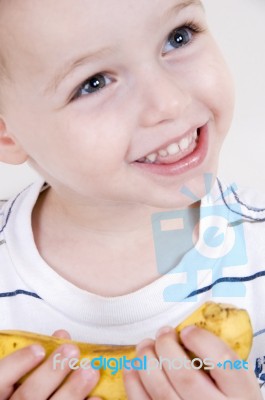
left=34, top=186, right=199, bottom=238
left=31, top=186, right=200, bottom=296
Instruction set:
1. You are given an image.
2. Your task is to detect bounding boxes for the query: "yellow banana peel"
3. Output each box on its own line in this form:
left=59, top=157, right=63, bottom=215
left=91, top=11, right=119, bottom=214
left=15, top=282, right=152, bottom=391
left=0, top=302, right=253, bottom=400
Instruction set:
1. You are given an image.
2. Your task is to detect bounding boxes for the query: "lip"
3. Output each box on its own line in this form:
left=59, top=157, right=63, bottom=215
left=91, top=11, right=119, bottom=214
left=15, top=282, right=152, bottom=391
left=131, top=124, right=208, bottom=176
left=134, top=126, right=199, bottom=162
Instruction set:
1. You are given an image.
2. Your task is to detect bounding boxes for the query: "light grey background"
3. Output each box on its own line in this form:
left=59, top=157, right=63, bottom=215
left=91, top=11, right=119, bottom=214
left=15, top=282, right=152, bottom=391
left=204, top=0, right=265, bottom=192
left=0, top=0, right=264, bottom=199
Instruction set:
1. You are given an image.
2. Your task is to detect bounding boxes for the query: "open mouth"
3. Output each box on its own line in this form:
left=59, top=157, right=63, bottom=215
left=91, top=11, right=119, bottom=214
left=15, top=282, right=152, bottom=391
left=135, top=128, right=200, bottom=165
left=132, top=125, right=208, bottom=177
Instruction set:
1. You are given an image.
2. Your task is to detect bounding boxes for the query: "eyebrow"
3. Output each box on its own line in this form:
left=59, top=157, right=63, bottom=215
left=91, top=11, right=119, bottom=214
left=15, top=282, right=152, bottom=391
left=164, top=0, right=204, bottom=20
left=45, top=47, right=113, bottom=95
left=45, top=0, right=203, bottom=95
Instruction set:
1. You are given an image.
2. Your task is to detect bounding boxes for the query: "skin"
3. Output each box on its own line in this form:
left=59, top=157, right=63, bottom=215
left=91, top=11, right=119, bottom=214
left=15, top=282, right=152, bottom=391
left=0, top=330, right=101, bottom=400
left=125, top=326, right=262, bottom=399
left=0, top=0, right=261, bottom=398
left=0, top=0, right=235, bottom=297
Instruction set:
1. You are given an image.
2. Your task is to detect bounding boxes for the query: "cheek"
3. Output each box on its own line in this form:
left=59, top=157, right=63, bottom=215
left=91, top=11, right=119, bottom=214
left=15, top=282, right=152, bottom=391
left=198, top=49, right=235, bottom=133
left=50, top=111, right=130, bottom=173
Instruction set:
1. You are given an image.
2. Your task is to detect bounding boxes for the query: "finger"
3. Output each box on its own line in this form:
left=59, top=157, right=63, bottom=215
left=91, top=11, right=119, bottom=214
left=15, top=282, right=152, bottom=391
left=180, top=325, right=260, bottom=398
left=135, top=338, right=179, bottom=400
left=52, top=330, right=72, bottom=340
left=154, top=327, right=224, bottom=400
left=11, top=344, right=80, bottom=400
left=88, top=398, right=102, bottom=400
left=123, top=367, right=151, bottom=400
left=0, top=345, right=46, bottom=400
left=51, top=366, right=100, bottom=400
left=89, top=397, right=102, bottom=400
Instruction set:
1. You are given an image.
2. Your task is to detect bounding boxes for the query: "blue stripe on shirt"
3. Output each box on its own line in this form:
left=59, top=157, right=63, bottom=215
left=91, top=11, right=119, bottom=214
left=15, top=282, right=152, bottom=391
left=254, top=329, right=265, bottom=338
left=187, top=270, right=265, bottom=299
left=0, top=289, right=42, bottom=299
left=1, top=270, right=265, bottom=302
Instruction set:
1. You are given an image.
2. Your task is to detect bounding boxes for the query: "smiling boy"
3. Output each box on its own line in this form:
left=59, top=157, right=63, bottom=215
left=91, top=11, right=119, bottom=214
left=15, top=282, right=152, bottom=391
left=0, top=0, right=264, bottom=399
left=0, top=0, right=234, bottom=296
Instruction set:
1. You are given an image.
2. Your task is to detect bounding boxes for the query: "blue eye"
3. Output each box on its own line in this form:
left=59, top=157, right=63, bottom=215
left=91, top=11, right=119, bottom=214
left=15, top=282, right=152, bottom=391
left=170, top=27, right=192, bottom=47
left=164, top=23, right=202, bottom=54
left=73, top=73, right=111, bottom=100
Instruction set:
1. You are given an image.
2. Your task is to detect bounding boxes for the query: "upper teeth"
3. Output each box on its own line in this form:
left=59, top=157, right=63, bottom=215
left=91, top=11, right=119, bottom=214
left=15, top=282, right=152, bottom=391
left=145, top=129, right=198, bottom=163
left=167, top=143, right=180, bottom=155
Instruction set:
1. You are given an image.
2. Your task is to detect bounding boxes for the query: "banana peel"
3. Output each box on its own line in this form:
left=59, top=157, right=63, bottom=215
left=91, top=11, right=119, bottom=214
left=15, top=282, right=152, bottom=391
left=0, top=302, right=253, bottom=400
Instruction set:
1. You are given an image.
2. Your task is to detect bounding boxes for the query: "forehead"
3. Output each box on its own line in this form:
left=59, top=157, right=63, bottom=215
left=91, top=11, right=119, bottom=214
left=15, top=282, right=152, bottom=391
left=0, top=0, right=203, bottom=83
left=2, top=0, right=202, bottom=48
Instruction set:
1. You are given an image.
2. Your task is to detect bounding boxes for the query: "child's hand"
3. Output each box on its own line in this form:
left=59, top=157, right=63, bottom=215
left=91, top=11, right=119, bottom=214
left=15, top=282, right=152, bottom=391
left=124, top=326, right=262, bottom=400
left=0, top=329, right=101, bottom=400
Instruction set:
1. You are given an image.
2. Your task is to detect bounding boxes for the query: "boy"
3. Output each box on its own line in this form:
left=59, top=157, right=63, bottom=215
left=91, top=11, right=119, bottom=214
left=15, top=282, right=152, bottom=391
left=0, top=0, right=264, bottom=398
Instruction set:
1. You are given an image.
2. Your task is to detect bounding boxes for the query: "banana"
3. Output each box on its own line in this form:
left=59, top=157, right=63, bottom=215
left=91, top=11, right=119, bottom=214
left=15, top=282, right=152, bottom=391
left=0, top=302, right=253, bottom=400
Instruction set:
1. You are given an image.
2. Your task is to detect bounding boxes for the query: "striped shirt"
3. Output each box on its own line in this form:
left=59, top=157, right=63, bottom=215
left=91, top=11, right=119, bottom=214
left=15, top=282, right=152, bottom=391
left=1, top=177, right=265, bottom=395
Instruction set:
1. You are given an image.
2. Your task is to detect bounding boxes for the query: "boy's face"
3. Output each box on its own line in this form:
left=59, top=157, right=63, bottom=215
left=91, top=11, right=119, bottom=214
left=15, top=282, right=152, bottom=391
left=0, top=0, right=234, bottom=209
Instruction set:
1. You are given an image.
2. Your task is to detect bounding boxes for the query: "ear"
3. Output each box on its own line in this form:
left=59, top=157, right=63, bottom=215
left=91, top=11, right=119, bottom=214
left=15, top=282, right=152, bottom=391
left=0, top=116, right=28, bottom=164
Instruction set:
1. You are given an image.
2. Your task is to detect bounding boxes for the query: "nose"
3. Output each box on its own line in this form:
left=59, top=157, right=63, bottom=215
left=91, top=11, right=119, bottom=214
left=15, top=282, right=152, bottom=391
left=136, top=65, right=191, bottom=127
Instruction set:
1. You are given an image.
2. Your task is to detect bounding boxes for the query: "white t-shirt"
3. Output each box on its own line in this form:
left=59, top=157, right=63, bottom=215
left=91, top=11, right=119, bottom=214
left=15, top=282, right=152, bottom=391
left=1, top=177, right=265, bottom=394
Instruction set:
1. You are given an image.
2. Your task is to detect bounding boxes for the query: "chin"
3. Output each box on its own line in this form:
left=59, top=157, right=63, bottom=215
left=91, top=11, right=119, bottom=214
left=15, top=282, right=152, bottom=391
left=141, top=169, right=219, bottom=210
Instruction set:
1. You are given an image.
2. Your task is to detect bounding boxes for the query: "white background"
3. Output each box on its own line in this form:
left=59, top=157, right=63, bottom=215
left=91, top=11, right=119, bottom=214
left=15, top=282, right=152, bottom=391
left=0, top=0, right=265, bottom=198
left=204, top=0, right=265, bottom=192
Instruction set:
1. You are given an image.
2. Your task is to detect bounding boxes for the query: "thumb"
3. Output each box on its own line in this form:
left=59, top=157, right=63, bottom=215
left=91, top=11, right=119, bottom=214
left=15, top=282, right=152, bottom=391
left=51, top=329, right=72, bottom=340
